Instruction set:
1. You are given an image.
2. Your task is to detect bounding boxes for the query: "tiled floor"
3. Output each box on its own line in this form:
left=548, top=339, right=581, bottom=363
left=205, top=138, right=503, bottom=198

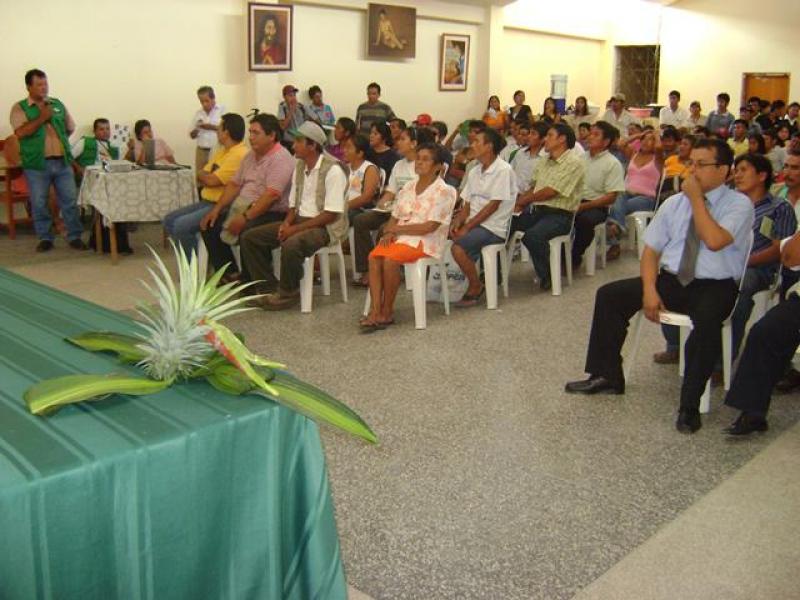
left=3, top=225, right=798, bottom=599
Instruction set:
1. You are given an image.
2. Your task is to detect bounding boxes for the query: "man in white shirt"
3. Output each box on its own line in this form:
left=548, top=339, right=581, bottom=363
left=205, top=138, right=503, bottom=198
left=601, top=92, right=639, bottom=140
left=189, top=85, right=224, bottom=172
left=451, top=128, right=517, bottom=307
left=659, top=90, right=690, bottom=130
left=511, top=122, right=547, bottom=195
left=241, top=121, right=348, bottom=310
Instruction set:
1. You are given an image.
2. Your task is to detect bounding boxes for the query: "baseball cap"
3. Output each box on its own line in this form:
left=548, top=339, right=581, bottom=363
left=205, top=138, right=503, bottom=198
left=290, top=121, right=328, bottom=146
left=415, top=113, right=433, bottom=127
left=282, top=85, right=299, bottom=96
left=612, top=92, right=626, bottom=102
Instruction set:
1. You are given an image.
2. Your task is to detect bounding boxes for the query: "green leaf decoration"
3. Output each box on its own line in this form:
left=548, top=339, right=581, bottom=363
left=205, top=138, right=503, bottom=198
left=204, top=363, right=275, bottom=396
left=66, top=332, right=147, bottom=363
left=24, top=374, right=171, bottom=416
left=264, top=373, right=378, bottom=444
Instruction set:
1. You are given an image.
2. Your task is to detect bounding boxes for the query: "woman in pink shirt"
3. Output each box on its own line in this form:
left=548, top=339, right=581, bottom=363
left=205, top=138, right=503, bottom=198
left=360, top=143, right=456, bottom=332
left=126, top=119, right=176, bottom=164
left=606, top=130, right=663, bottom=259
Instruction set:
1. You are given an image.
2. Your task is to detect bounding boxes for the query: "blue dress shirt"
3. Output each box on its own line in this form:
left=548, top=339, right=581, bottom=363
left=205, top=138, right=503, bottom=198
left=643, top=184, right=754, bottom=280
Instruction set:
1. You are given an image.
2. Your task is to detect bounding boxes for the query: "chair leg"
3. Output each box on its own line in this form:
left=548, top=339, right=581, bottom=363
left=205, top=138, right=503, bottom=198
left=362, top=288, right=371, bottom=316
left=699, top=380, right=711, bottom=414
left=348, top=227, right=358, bottom=281
left=722, top=321, right=732, bottom=391
left=549, top=239, right=562, bottom=296
left=500, top=249, right=509, bottom=299
left=439, top=261, right=450, bottom=315
left=320, top=251, right=331, bottom=296
left=565, top=239, right=573, bottom=286
left=196, top=233, right=209, bottom=276
left=585, top=233, right=597, bottom=276
left=678, top=326, right=687, bottom=378
left=482, top=248, right=498, bottom=310
left=335, top=246, right=349, bottom=303
left=271, top=248, right=280, bottom=280
left=624, top=311, right=645, bottom=383
left=300, top=256, right=314, bottom=313
left=411, top=262, right=428, bottom=329
left=635, top=219, right=648, bottom=259
left=404, top=264, right=413, bottom=290
left=598, top=225, right=607, bottom=270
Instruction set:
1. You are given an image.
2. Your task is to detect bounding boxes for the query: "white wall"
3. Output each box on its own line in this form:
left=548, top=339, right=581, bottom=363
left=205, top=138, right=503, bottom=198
left=658, top=0, right=800, bottom=110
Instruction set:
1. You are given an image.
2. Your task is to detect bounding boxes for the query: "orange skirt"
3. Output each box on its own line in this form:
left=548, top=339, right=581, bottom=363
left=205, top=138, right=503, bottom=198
left=369, top=242, right=430, bottom=263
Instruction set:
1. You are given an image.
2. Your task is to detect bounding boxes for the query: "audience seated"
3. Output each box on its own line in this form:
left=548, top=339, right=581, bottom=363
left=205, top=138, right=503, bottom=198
left=600, top=93, right=639, bottom=140
left=576, top=122, right=592, bottom=150
left=388, top=118, right=406, bottom=143
left=510, top=121, right=547, bottom=196
left=327, top=117, right=356, bottom=162
left=345, top=134, right=381, bottom=225
left=278, top=84, right=312, bottom=150
left=199, top=113, right=294, bottom=283
left=507, top=90, right=533, bottom=125
left=447, top=120, right=485, bottom=187
left=163, top=113, right=248, bottom=257
left=748, top=133, right=766, bottom=155
left=499, top=118, right=524, bottom=163
left=483, top=95, right=507, bottom=134
left=659, top=90, right=690, bottom=129
left=571, top=121, right=625, bottom=269
left=706, top=92, right=735, bottom=139
left=565, top=139, right=753, bottom=434
left=606, top=130, right=663, bottom=258
left=360, top=144, right=456, bottom=330
left=127, top=119, right=175, bottom=164
left=728, top=119, right=750, bottom=157
left=513, top=123, right=584, bottom=290
left=356, top=82, right=395, bottom=136
left=763, top=128, right=787, bottom=174
left=366, top=121, right=400, bottom=182
left=307, top=85, right=336, bottom=127
left=723, top=231, right=800, bottom=435
left=242, top=121, right=348, bottom=310
left=352, top=126, right=419, bottom=287
left=688, top=100, right=707, bottom=129
left=540, top=97, right=562, bottom=125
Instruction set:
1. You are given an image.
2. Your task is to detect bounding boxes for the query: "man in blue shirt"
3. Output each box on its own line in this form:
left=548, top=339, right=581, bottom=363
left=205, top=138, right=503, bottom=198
left=565, top=139, right=754, bottom=434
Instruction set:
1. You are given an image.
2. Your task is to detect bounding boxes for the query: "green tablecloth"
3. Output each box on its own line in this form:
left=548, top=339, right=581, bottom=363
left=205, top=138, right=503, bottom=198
left=0, top=269, right=347, bottom=600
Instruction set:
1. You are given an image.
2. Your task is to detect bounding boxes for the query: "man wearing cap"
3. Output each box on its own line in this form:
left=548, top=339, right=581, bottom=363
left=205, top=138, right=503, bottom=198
left=241, top=121, right=348, bottom=310
left=600, top=93, right=639, bottom=140
left=278, top=85, right=312, bottom=150
left=10, top=68, right=87, bottom=252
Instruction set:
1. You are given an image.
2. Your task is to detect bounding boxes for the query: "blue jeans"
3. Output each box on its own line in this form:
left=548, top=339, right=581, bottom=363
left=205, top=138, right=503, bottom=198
left=607, top=193, right=655, bottom=245
left=163, top=201, right=214, bottom=257
left=518, top=209, right=573, bottom=284
left=454, top=225, right=503, bottom=263
left=24, top=160, right=83, bottom=241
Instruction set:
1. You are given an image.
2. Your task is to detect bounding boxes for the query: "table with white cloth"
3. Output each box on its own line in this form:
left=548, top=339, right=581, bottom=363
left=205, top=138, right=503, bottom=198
left=78, top=167, right=198, bottom=263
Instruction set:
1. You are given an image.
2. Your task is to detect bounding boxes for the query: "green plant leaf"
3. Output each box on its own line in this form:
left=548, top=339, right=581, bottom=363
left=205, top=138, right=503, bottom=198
left=262, top=373, right=378, bottom=444
left=66, top=332, right=146, bottom=363
left=24, top=374, right=170, bottom=416
left=205, top=363, right=275, bottom=396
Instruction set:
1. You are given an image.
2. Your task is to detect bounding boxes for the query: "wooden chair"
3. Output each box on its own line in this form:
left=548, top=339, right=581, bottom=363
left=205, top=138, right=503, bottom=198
left=0, top=136, right=33, bottom=239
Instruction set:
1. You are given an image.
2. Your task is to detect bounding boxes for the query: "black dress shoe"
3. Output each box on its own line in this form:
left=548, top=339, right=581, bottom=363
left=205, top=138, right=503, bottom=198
left=676, top=410, right=702, bottom=434
left=565, top=376, right=624, bottom=395
left=724, top=413, right=768, bottom=436
left=68, top=239, right=89, bottom=250
left=775, top=368, right=800, bottom=394
left=540, top=278, right=552, bottom=291
left=36, top=239, right=54, bottom=253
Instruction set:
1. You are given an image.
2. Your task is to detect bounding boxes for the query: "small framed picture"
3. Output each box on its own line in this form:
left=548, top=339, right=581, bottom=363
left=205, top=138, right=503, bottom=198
left=439, top=34, right=470, bottom=91
left=248, top=3, right=293, bottom=72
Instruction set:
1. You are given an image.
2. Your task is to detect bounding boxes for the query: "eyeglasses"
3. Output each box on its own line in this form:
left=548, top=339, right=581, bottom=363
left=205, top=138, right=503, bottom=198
left=685, top=160, right=724, bottom=168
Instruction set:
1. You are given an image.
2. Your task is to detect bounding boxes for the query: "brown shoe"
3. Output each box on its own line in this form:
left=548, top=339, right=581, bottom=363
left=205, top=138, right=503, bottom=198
left=653, top=350, right=679, bottom=364
left=606, top=245, right=621, bottom=261
left=710, top=370, right=724, bottom=387
left=259, top=291, right=300, bottom=311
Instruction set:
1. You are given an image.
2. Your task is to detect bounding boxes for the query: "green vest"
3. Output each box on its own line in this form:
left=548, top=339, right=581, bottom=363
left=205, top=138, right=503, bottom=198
left=17, top=98, right=72, bottom=171
left=294, top=155, right=349, bottom=243
left=76, top=136, right=120, bottom=167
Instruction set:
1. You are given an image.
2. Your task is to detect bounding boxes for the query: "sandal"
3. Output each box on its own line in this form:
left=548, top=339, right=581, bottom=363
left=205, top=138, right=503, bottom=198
left=351, top=278, right=370, bottom=288
left=359, top=319, right=386, bottom=333
left=455, top=287, right=485, bottom=308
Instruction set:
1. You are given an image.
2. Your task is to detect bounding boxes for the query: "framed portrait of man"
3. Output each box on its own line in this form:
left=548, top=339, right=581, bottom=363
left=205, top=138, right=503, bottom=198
left=248, top=3, right=293, bottom=72
left=367, top=3, right=416, bottom=60
left=439, top=34, right=469, bottom=91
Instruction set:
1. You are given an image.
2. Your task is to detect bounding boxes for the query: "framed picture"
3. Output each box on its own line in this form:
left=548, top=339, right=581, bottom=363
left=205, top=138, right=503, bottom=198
left=248, top=3, right=293, bottom=72
left=440, top=34, right=469, bottom=91
left=367, top=3, right=416, bottom=60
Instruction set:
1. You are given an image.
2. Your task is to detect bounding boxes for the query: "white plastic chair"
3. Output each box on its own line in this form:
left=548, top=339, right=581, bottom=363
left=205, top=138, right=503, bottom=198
left=624, top=172, right=670, bottom=258
left=746, top=272, right=781, bottom=336
left=362, top=256, right=450, bottom=329
left=299, top=241, right=349, bottom=313
left=584, top=222, right=607, bottom=276
left=624, top=232, right=754, bottom=414
left=480, top=242, right=510, bottom=309
left=548, top=212, right=578, bottom=296
left=196, top=233, right=247, bottom=275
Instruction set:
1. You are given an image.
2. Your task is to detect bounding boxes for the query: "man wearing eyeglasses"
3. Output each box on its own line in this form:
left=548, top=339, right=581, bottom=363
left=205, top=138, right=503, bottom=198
left=565, top=139, right=754, bottom=434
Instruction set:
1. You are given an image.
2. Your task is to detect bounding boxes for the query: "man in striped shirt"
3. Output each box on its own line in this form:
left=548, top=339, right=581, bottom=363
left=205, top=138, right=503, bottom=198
left=355, top=82, right=395, bottom=136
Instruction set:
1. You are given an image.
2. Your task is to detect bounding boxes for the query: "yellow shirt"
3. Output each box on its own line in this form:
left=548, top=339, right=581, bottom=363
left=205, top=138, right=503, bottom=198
left=532, top=149, right=585, bottom=212
left=664, top=155, right=688, bottom=178
left=727, top=138, right=749, bottom=158
left=200, top=142, right=248, bottom=202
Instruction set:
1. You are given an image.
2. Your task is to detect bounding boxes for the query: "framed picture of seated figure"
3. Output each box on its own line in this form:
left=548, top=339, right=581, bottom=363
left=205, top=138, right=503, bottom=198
left=248, top=3, right=293, bottom=72
left=440, top=34, right=469, bottom=91
left=367, top=3, right=416, bottom=60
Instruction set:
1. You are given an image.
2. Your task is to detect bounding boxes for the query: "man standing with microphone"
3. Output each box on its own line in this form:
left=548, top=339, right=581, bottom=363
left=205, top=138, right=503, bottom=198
left=10, top=68, right=86, bottom=252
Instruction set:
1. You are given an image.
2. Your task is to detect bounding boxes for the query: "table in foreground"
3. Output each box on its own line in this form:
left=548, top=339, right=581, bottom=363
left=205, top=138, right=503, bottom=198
left=78, top=167, right=198, bottom=264
left=0, top=268, right=347, bottom=600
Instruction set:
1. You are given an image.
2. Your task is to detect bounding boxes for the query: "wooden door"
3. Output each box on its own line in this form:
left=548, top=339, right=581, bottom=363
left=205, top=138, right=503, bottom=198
left=742, top=73, right=790, bottom=104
